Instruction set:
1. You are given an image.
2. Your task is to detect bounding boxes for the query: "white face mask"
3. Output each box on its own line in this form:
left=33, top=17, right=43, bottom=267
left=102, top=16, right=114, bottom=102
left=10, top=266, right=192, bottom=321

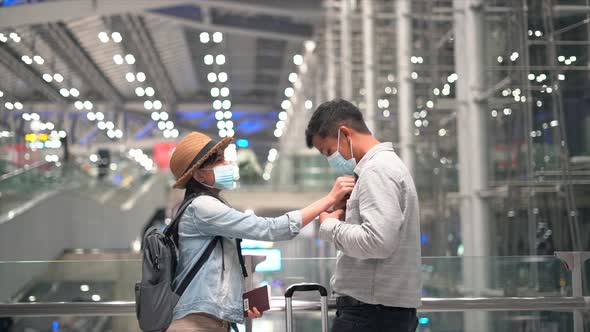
left=199, top=165, right=235, bottom=190
left=326, top=128, right=356, bottom=176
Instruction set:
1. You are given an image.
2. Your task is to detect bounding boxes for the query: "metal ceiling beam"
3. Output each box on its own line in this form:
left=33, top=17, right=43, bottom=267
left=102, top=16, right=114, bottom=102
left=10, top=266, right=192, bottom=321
left=0, top=45, right=65, bottom=103
left=40, top=23, right=124, bottom=105
left=144, top=12, right=309, bottom=42
left=122, top=14, right=178, bottom=105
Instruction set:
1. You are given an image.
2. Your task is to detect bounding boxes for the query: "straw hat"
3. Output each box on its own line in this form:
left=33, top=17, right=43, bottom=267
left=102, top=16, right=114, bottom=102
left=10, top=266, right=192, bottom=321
left=170, top=132, right=232, bottom=189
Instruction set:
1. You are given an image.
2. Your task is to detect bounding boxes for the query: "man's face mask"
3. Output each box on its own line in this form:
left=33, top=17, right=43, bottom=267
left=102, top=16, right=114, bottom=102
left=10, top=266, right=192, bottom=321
left=326, top=128, right=356, bottom=176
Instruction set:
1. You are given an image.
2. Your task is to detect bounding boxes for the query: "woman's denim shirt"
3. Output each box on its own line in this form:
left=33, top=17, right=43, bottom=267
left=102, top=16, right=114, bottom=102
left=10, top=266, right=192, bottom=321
left=172, top=195, right=302, bottom=324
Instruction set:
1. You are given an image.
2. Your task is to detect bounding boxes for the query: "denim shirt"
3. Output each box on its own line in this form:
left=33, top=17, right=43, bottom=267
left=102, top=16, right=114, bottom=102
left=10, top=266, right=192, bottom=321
left=172, top=195, right=302, bottom=324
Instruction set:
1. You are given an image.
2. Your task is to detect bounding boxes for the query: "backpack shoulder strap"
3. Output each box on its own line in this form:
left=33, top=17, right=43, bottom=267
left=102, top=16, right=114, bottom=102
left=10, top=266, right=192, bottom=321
left=175, top=236, right=221, bottom=296
left=163, top=193, right=199, bottom=238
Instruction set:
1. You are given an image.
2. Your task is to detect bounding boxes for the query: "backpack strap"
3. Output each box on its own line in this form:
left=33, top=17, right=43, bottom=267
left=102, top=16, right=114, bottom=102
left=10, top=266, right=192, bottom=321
left=163, top=193, right=199, bottom=238
left=175, top=236, right=221, bottom=296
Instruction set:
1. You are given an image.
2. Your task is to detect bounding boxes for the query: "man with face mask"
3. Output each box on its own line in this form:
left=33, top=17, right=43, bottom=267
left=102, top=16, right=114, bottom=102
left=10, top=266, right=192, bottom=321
left=305, top=99, right=421, bottom=332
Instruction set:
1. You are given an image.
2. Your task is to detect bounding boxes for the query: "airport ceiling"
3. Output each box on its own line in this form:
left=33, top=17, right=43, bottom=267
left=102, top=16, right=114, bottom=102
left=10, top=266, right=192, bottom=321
left=0, top=0, right=321, bottom=150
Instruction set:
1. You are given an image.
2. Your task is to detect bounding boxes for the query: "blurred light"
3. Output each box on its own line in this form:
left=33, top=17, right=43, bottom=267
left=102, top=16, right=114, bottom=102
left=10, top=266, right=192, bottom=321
left=113, top=54, right=124, bottom=65
left=216, top=54, right=226, bottom=65
left=136, top=72, right=146, bottom=82
left=14, top=102, right=23, bottom=110
left=491, top=110, right=498, bottom=117
left=411, top=72, right=418, bottom=79
left=570, top=56, right=577, bottom=62
left=387, top=74, right=395, bottom=82
left=107, top=129, right=115, bottom=138
left=564, top=59, right=572, bottom=65
left=207, top=72, right=217, bottom=83
left=497, top=56, right=503, bottom=63
left=145, top=87, right=155, bottom=97
left=21, top=55, right=32, bottom=64
left=22, top=113, right=31, bottom=121
left=293, top=54, right=303, bottom=65
left=210, top=87, right=220, bottom=97
left=224, top=111, right=232, bottom=119
left=135, top=87, right=145, bottom=97
left=9, top=32, right=21, bottom=43
left=87, top=112, right=96, bottom=121
left=125, top=54, right=136, bottom=64
left=58, top=130, right=67, bottom=138
left=281, top=100, right=291, bottom=110
left=433, top=88, right=440, bottom=96
left=158, top=121, right=166, bottom=130
left=90, top=154, right=98, bottom=162
left=415, top=120, right=422, bottom=127
left=213, top=32, right=223, bottom=43
left=171, top=129, right=179, bottom=138
left=151, top=112, right=160, bottom=121
left=222, top=100, right=231, bottom=110
left=383, top=110, right=390, bottom=117
left=550, top=120, right=559, bottom=127
left=33, top=55, right=44, bottom=65
left=98, top=32, right=109, bottom=43
left=111, top=32, right=122, bottom=43
left=535, top=30, right=543, bottom=37
left=289, top=72, right=298, bottom=83
left=284, top=87, right=294, bottom=97
left=528, top=73, right=535, bottom=80
left=426, top=101, right=434, bottom=108
left=200, top=32, right=210, bottom=43
left=225, top=121, right=234, bottom=129
left=305, top=100, right=313, bottom=110
left=276, top=121, right=285, bottom=129
left=95, top=112, right=104, bottom=121
left=166, top=121, right=174, bottom=130
left=70, top=88, right=79, bottom=98
left=81, top=285, right=90, bottom=292
left=31, top=113, right=40, bottom=121
left=163, top=129, right=171, bottom=138
left=125, top=72, right=135, bottom=82
left=419, top=317, right=430, bottom=325
left=106, top=121, right=114, bottom=130
left=144, top=100, right=153, bottom=110
left=0, top=33, right=7, bottom=43
left=438, top=128, right=447, bottom=136
left=60, top=88, right=70, bottom=97
left=558, top=55, right=565, bottom=62
left=84, top=101, right=93, bottom=110
left=510, top=52, right=519, bottom=61
left=203, top=54, right=214, bottom=65
left=53, top=73, right=64, bottom=82
left=153, top=100, right=163, bottom=110
left=218, top=72, right=228, bottom=82
left=305, top=40, right=316, bottom=52
left=215, top=111, right=224, bottom=120
left=274, top=129, right=283, bottom=137
left=213, top=100, right=222, bottom=110
left=503, top=108, right=512, bottom=115
left=236, top=138, right=249, bottom=148
left=220, top=87, right=229, bottom=97
left=558, top=74, right=565, bottom=80
left=91, top=294, right=101, bottom=302
left=3, top=102, right=12, bottom=111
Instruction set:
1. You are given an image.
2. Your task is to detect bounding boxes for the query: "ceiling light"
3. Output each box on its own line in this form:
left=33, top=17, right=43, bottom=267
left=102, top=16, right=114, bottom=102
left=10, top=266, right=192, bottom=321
left=144, top=100, right=153, bottom=110
left=207, top=72, right=217, bottom=83
left=213, top=32, right=223, bottom=43
left=53, top=73, right=64, bottom=82
left=98, top=32, right=109, bottom=43
left=115, top=129, right=123, bottom=138
left=211, top=87, right=220, bottom=97
left=159, top=112, right=169, bottom=121
left=224, top=111, right=232, bottom=119
left=284, top=87, right=294, bottom=97
left=158, top=121, right=166, bottom=130
left=213, top=100, right=222, bottom=110
left=97, top=121, right=106, bottom=130
left=281, top=100, right=291, bottom=110
left=215, top=111, right=224, bottom=120
left=135, top=87, right=145, bottom=97
left=43, top=73, right=53, bottom=82
left=9, top=32, right=20, bottom=43
left=166, top=121, right=174, bottom=130
left=113, top=54, right=124, bottom=65
left=106, top=121, right=114, bottom=130
left=222, top=100, right=231, bottom=110
left=289, top=73, right=298, bottom=83
left=84, top=101, right=93, bottom=110
left=21, top=55, right=32, bottom=64
left=153, top=100, right=162, bottom=110
left=0, top=33, right=7, bottom=43
left=74, top=101, right=84, bottom=110
left=125, top=72, right=135, bottom=82
left=14, top=102, right=23, bottom=110
left=279, top=111, right=288, bottom=121
left=22, top=113, right=31, bottom=120
left=111, top=32, right=122, bottom=43
left=33, top=55, right=44, bottom=65
left=216, top=54, right=225, bottom=65
left=171, top=129, right=179, bottom=138
left=225, top=120, right=234, bottom=129
left=220, top=87, right=229, bottom=97
left=293, top=54, right=303, bottom=65
left=60, top=88, right=70, bottom=97
left=151, top=112, right=160, bottom=121
left=204, top=54, right=214, bottom=65
left=125, top=54, right=135, bottom=64
left=136, top=72, right=146, bottom=82
left=218, top=72, right=228, bottom=82
left=70, top=88, right=80, bottom=98
left=145, top=87, right=155, bottom=97
left=200, top=32, right=210, bottom=43
left=95, top=112, right=104, bottom=121
left=305, top=100, right=313, bottom=110
left=274, top=129, right=283, bottom=137
left=87, top=112, right=96, bottom=121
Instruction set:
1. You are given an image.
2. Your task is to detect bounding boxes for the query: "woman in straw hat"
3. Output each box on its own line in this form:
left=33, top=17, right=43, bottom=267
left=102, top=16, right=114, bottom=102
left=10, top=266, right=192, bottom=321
left=167, top=132, right=355, bottom=332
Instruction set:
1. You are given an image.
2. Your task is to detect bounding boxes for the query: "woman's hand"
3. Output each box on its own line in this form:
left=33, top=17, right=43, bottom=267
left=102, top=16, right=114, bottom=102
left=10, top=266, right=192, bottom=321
left=327, top=176, right=355, bottom=204
left=246, top=307, right=263, bottom=319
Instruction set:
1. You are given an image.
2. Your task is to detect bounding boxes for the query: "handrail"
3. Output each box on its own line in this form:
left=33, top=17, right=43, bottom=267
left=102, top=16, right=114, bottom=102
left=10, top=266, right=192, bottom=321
left=0, top=296, right=588, bottom=317
left=0, top=161, right=54, bottom=182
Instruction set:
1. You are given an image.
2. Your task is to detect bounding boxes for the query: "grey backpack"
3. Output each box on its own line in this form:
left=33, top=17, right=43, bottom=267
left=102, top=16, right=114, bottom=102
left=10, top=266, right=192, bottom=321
left=135, top=194, right=220, bottom=332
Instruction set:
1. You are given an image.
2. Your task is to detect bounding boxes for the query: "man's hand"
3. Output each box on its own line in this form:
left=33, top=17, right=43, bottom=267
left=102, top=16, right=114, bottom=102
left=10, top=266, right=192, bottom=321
left=320, top=209, right=344, bottom=225
left=328, top=176, right=355, bottom=205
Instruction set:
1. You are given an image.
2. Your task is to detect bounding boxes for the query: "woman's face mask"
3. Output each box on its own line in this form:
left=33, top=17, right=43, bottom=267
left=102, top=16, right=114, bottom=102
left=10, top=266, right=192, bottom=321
left=326, top=128, right=356, bottom=176
left=200, top=164, right=236, bottom=190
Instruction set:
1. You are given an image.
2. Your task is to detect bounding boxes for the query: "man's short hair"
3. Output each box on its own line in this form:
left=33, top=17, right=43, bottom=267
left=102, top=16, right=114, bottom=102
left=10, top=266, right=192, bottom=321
left=305, top=99, right=371, bottom=148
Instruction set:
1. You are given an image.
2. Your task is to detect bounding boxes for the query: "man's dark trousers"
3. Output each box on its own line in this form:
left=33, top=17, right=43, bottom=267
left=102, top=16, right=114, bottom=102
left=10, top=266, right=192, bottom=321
left=331, top=296, right=418, bottom=332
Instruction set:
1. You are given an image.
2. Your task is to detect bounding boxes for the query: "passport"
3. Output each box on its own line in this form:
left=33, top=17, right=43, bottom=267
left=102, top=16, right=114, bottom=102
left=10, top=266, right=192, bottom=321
left=243, top=285, right=271, bottom=317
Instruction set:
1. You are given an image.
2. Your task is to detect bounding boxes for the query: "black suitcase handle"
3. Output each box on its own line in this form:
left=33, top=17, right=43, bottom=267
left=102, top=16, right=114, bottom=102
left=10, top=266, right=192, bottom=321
left=284, top=283, right=328, bottom=298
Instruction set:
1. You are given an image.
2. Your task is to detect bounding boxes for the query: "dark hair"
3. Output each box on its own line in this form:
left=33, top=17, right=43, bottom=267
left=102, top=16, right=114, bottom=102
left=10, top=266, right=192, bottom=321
left=305, top=99, right=371, bottom=148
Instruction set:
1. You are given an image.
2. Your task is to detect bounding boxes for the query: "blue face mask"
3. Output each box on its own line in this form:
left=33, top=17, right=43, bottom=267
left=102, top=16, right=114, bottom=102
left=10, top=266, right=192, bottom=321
left=327, top=129, right=357, bottom=176
left=201, top=164, right=236, bottom=190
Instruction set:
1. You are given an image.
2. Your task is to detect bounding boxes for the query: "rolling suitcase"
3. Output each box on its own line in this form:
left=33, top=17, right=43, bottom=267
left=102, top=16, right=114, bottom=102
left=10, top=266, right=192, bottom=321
left=284, top=283, right=329, bottom=332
